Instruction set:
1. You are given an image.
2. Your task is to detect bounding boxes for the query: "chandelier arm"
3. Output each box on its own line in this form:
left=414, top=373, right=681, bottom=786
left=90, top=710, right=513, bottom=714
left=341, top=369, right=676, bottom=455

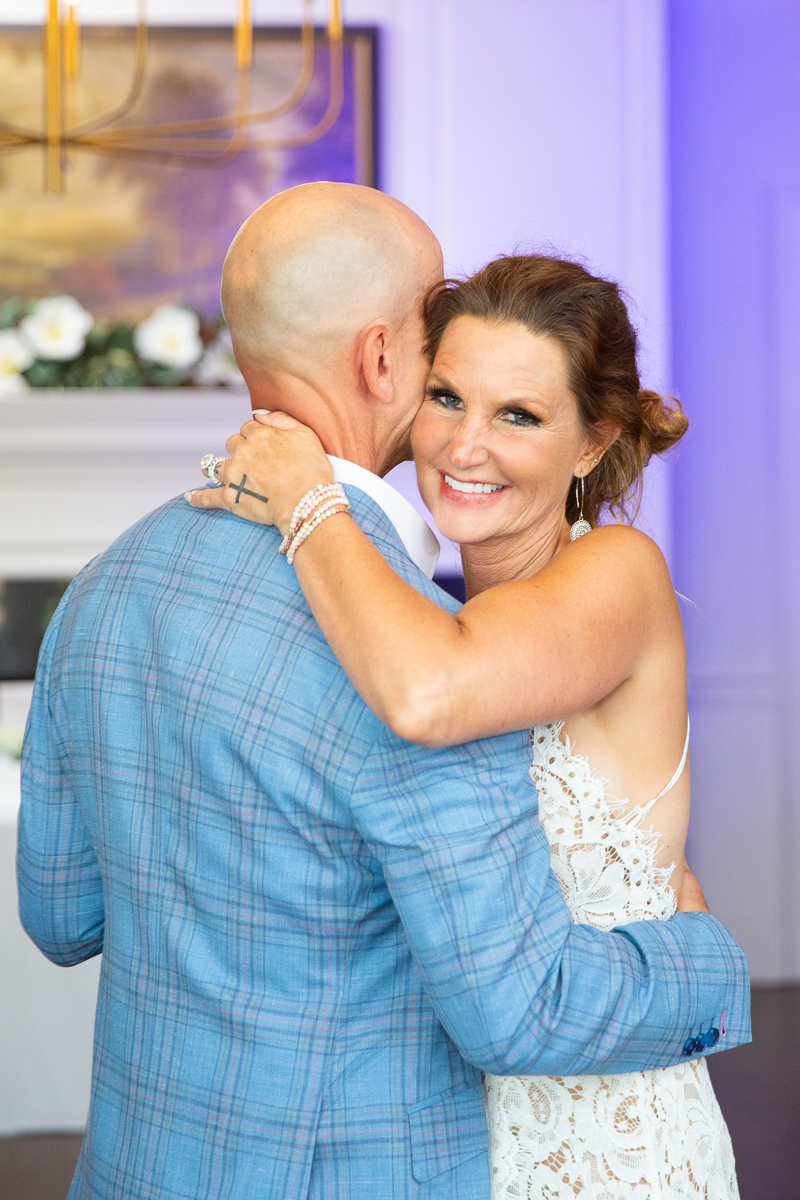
left=241, top=33, right=344, bottom=151
left=79, top=32, right=344, bottom=158
left=0, top=139, right=41, bottom=155
left=0, top=5, right=344, bottom=181
left=0, top=119, right=43, bottom=140
left=76, top=134, right=283, bottom=155
left=236, top=0, right=316, bottom=125
left=222, top=67, right=252, bottom=158
left=73, top=6, right=317, bottom=145
left=58, top=140, right=248, bottom=169
left=62, top=5, right=149, bottom=140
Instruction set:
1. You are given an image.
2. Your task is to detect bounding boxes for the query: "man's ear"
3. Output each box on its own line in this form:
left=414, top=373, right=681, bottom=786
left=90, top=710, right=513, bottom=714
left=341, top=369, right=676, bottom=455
left=360, top=321, right=396, bottom=404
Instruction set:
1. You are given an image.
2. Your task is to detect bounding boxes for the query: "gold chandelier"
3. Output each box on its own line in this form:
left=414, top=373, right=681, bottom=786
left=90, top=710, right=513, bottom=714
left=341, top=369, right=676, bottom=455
left=0, top=0, right=344, bottom=194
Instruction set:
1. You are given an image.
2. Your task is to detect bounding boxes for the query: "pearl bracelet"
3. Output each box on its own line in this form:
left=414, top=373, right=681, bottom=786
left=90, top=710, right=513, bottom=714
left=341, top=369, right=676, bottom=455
left=279, top=483, right=345, bottom=555
left=285, top=502, right=350, bottom=564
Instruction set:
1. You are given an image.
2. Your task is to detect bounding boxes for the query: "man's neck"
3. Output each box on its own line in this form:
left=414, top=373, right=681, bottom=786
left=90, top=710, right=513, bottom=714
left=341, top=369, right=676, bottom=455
left=246, top=375, right=410, bottom=478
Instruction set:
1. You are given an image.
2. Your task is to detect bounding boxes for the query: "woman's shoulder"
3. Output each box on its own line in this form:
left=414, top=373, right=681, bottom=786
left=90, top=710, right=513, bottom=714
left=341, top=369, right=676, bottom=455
left=574, top=523, right=668, bottom=572
left=538, top=522, right=674, bottom=609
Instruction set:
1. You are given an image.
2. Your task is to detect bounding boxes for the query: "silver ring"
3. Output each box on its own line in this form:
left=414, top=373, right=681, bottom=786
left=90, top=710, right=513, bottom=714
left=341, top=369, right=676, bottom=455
left=199, top=453, right=227, bottom=484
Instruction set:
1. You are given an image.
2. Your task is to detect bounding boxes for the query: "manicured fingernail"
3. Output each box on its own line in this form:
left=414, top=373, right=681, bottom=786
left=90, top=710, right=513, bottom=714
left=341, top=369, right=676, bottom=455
left=184, top=491, right=194, bottom=502
left=252, top=409, right=271, bottom=415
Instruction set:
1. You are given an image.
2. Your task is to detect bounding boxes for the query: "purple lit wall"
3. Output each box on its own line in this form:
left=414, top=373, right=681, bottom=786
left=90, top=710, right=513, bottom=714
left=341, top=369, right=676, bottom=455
left=670, top=0, right=800, bottom=980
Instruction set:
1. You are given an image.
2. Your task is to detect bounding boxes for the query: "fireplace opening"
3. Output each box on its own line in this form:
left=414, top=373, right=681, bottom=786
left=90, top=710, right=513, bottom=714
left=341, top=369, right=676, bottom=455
left=0, top=580, right=73, bottom=681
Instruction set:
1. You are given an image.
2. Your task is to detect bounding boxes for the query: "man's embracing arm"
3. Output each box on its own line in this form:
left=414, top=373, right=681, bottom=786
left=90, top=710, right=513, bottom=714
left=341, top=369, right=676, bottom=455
left=351, top=726, right=750, bottom=1078
left=17, top=601, right=105, bottom=966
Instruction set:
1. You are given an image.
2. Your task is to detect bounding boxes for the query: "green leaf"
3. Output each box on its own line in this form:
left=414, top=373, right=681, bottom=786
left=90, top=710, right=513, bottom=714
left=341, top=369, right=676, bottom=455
left=144, top=364, right=183, bottom=388
left=106, top=323, right=135, bottom=352
left=25, top=360, right=63, bottom=387
left=86, top=322, right=112, bottom=352
left=0, top=297, right=30, bottom=330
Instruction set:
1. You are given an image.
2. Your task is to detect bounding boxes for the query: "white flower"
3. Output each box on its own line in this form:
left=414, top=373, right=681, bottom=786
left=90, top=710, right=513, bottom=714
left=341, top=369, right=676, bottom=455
left=0, top=328, right=34, bottom=382
left=134, top=304, right=203, bottom=370
left=0, top=373, right=29, bottom=393
left=193, top=327, right=245, bottom=387
left=19, top=295, right=93, bottom=361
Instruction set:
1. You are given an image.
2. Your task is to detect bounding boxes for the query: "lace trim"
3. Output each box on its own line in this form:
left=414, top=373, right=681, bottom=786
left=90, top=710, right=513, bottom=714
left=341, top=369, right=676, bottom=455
left=530, top=722, right=677, bottom=930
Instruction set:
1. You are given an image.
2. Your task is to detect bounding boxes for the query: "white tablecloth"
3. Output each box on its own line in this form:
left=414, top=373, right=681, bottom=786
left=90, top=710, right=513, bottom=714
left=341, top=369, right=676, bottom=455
left=0, top=688, right=99, bottom=1136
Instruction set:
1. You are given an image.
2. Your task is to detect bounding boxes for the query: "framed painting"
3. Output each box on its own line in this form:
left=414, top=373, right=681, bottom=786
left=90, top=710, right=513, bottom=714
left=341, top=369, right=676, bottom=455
left=0, top=24, right=377, bottom=320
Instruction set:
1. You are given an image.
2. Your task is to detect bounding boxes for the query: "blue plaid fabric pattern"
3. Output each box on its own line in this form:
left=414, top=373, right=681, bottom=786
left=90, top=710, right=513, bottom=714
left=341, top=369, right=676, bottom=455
left=18, top=489, right=750, bottom=1200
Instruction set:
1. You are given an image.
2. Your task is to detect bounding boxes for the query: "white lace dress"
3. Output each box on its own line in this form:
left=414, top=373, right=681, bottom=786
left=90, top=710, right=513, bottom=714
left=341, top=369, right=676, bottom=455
left=483, top=722, right=739, bottom=1199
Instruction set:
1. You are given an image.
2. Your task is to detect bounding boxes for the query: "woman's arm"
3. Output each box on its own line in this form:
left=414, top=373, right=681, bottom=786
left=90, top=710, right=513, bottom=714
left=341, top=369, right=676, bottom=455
left=188, top=415, right=669, bottom=747
left=286, top=515, right=661, bottom=745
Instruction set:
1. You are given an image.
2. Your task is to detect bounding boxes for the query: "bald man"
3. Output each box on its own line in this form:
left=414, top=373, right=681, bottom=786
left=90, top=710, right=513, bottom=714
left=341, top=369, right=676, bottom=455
left=220, top=182, right=442, bottom=475
left=19, top=184, right=748, bottom=1200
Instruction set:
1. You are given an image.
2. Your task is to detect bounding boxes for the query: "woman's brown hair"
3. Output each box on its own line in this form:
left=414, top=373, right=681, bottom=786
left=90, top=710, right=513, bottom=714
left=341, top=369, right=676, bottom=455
left=423, top=254, right=687, bottom=526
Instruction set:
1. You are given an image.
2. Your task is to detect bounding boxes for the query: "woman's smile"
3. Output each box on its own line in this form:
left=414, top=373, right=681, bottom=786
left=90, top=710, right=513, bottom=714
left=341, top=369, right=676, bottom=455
left=440, top=471, right=508, bottom=499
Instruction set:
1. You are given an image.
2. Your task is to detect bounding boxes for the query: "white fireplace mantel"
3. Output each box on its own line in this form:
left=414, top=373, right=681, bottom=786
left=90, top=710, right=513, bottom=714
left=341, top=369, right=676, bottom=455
left=1, top=390, right=253, bottom=580
left=0, top=389, right=462, bottom=581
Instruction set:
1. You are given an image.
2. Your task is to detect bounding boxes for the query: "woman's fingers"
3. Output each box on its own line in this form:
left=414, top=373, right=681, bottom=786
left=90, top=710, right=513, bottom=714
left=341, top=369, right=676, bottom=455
left=237, top=412, right=304, bottom=445
left=185, top=486, right=228, bottom=510
left=212, top=456, right=232, bottom=486
left=238, top=420, right=271, bottom=440
left=184, top=470, right=276, bottom=526
left=676, top=865, right=711, bottom=913
left=225, top=431, right=245, bottom=455
left=249, top=409, right=303, bottom=431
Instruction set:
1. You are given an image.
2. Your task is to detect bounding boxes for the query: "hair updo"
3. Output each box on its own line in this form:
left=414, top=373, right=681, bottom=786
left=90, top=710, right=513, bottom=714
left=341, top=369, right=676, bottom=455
left=423, top=254, right=687, bottom=526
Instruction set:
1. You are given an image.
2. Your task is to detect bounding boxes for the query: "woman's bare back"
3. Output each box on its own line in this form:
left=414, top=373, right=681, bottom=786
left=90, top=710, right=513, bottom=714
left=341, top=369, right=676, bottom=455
left=558, top=531, right=690, bottom=894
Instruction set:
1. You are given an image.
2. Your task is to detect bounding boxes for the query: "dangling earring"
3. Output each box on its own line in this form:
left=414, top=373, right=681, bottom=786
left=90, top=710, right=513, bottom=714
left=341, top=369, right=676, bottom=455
left=570, top=472, right=592, bottom=541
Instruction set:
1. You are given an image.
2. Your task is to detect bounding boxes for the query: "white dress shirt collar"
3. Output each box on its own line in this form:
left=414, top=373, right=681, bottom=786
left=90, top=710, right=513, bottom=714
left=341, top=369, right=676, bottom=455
left=329, top=456, right=440, bottom=579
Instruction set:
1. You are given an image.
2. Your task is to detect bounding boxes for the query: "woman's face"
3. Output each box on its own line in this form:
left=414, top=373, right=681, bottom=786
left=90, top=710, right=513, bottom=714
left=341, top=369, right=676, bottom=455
left=411, top=316, right=598, bottom=547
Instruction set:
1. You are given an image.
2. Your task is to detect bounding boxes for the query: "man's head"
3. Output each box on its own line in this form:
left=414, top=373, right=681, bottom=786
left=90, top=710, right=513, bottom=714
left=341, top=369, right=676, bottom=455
left=222, top=182, right=443, bottom=474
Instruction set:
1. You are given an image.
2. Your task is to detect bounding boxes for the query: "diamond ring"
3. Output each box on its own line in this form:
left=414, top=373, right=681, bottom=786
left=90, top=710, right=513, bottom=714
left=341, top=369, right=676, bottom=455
left=199, top=453, right=227, bottom=484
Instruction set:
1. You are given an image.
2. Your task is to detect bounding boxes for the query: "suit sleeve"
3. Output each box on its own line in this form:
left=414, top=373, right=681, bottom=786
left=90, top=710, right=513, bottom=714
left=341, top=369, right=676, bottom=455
left=17, top=603, right=104, bottom=966
left=350, top=726, right=750, bottom=1076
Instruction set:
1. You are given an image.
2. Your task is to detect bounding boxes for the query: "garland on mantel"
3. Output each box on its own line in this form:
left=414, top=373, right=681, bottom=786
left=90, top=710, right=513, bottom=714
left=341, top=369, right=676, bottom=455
left=0, top=296, right=245, bottom=392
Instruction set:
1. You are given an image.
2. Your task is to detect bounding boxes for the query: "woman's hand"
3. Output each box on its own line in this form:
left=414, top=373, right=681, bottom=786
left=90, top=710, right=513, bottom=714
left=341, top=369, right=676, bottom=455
left=185, top=411, right=334, bottom=535
left=675, top=865, right=711, bottom=914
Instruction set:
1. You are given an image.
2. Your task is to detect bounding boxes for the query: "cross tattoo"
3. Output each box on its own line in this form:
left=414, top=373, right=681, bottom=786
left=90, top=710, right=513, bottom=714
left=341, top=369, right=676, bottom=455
left=228, top=474, right=269, bottom=505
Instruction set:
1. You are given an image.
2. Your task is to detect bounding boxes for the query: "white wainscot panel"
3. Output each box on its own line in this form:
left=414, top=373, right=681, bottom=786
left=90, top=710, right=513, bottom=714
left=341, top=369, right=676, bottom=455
left=0, top=682, right=101, bottom=1136
left=686, top=672, right=786, bottom=982
left=0, top=819, right=101, bottom=1135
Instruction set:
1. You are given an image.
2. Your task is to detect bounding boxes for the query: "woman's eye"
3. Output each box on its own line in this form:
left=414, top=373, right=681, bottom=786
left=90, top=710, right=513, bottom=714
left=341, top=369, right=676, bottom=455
left=501, top=408, right=540, bottom=428
left=428, top=388, right=463, bottom=411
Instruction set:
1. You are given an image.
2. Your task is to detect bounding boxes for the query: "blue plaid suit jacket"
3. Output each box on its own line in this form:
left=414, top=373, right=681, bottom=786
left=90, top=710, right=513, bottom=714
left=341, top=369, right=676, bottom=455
left=18, top=488, right=750, bottom=1200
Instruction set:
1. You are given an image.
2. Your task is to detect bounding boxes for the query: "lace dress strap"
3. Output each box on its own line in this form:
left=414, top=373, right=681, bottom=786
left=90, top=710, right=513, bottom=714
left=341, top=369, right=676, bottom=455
left=638, top=716, right=690, bottom=816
